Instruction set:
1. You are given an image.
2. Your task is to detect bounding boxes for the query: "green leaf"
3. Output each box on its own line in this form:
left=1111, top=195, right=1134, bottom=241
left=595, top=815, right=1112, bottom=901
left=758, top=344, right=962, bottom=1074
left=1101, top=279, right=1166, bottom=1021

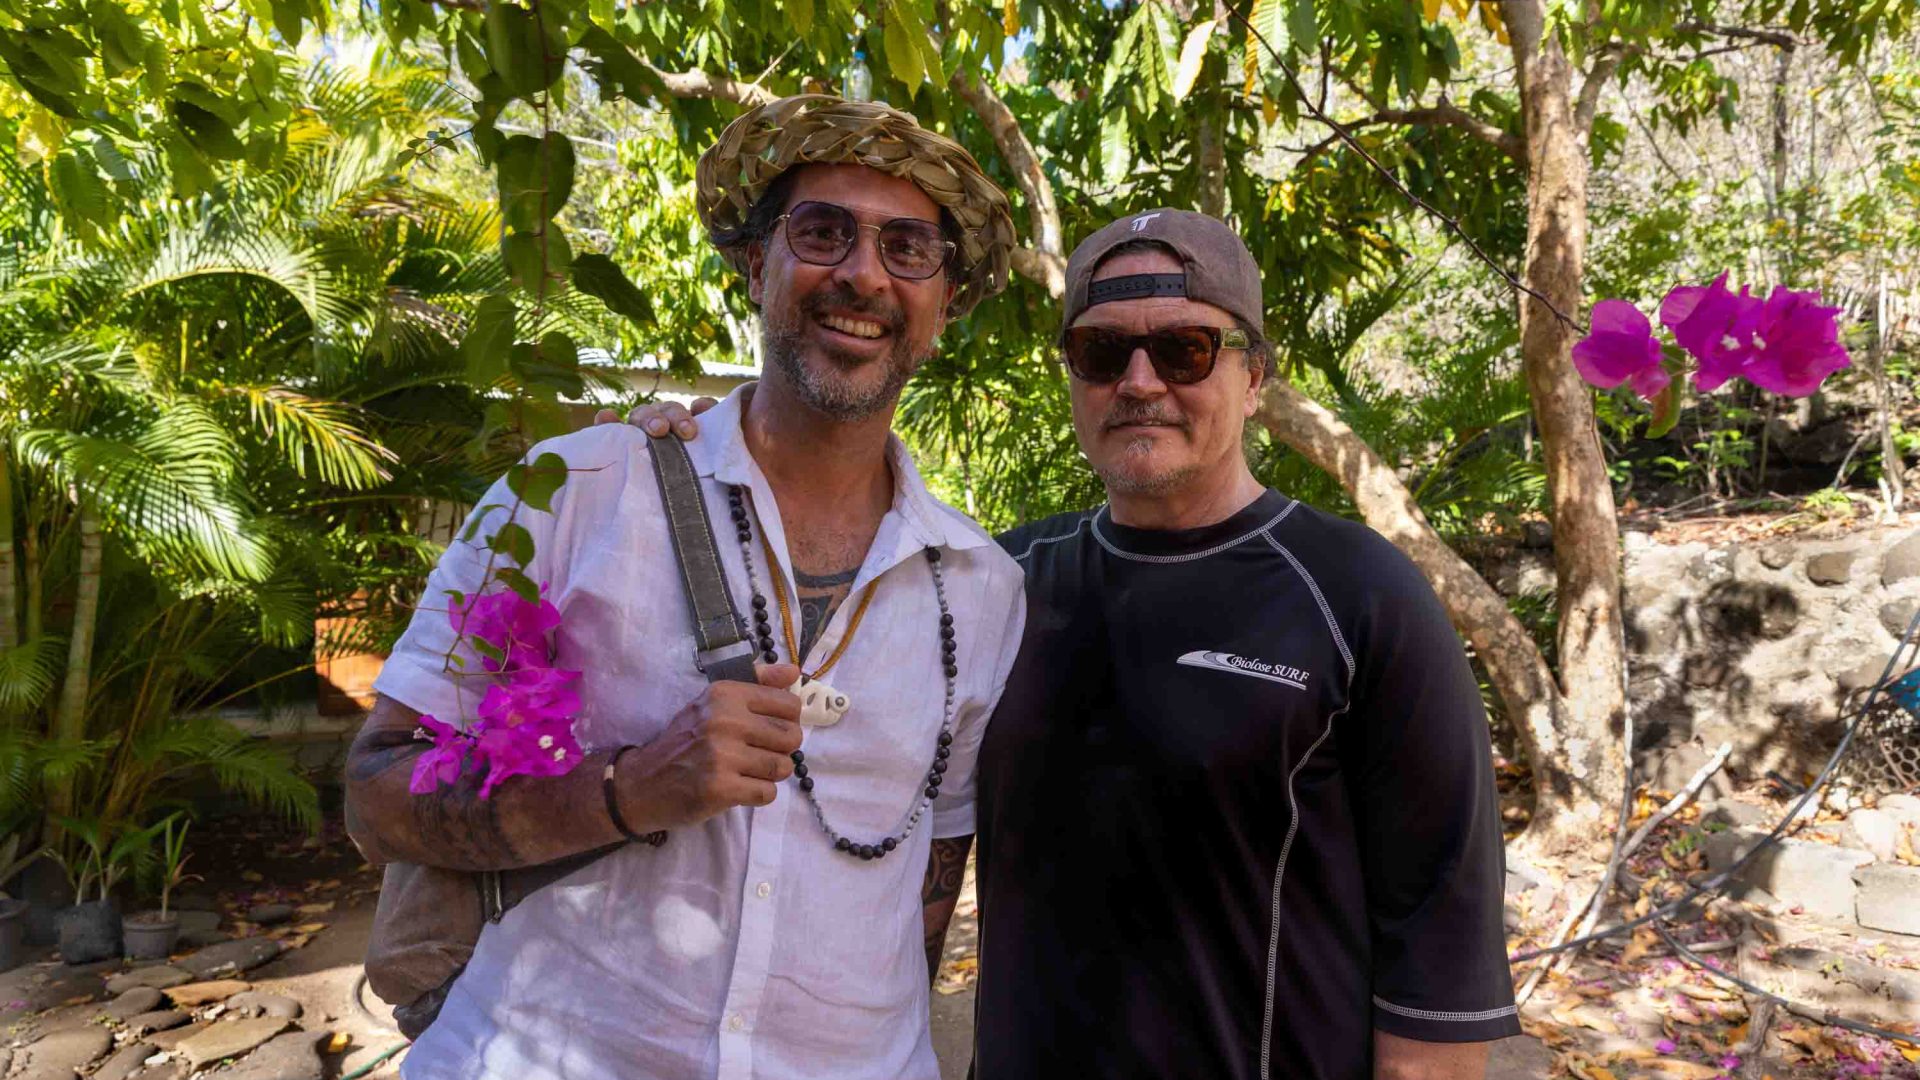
left=488, top=521, right=536, bottom=565
left=1286, top=0, right=1316, bottom=53
left=509, top=333, right=584, bottom=398
left=576, top=27, right=669, bottom=105
left=787, top=0, right=814, bottom=37
left=459, top=505, right=508, bottom=544
left=1171, top=18, right=1215, bottom=101
left=506, top=452, right=568, bottom=513
left=1248, top=0, right=1289, bottom=72
left=269, top=0, right=305, bottom=47
left=1099, top=108, right=1131, bottom=187
left=471, top=636, right=506, bottom=665
left=47, top=149, right=112, bottom=231
left=456, top=27, right=492, bottom=82
left=494, top=565, right=541, bottom=604
left=502, top=227, right=572, bottom=292
left=164, top=135, right=217, bottom=197
left=570, top=252, right=654, bottom=324
left=170, top=100, right=245, bottom=160
left=882, top=0, right=925, bottom=90
left=1646, top=371, right=1686, bottom=439
left=486, top=1, right=565, bottom=98
left=497, top=132, right=575, bottom=231
left=462, top=294, right=518, bottom=384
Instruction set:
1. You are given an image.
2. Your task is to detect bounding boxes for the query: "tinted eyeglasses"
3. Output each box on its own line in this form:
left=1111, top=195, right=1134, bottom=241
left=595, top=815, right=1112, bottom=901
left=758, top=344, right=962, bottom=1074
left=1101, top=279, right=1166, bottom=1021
left=1061, top=325, right=1252, bottom=385
left=775, top=200, right=956, bottom=281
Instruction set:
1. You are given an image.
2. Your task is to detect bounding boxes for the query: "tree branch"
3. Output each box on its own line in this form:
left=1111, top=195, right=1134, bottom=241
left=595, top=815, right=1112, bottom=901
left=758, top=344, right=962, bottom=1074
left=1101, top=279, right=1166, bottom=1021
left=948, top=68, right=1065, bottom=297
left=640, top=60, right=778, bottom=107
left=1674, top=21, right=1799, bottom=48
left=1576, top=45, right=1626, bottom=135
left=1296, top=99, right=1523, bottom=167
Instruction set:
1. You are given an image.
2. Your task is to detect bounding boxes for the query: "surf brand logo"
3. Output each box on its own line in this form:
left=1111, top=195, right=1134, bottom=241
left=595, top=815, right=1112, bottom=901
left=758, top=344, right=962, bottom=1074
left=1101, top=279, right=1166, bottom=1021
left=1176, top=650, right=1310, bottom=690
left=1129, top=212, right=1163, bottom=232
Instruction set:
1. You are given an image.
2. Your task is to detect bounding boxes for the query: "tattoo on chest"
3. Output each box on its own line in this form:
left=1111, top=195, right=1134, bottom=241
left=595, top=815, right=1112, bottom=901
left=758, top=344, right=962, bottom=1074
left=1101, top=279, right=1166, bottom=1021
left=794, top=566, right=859, bottom=661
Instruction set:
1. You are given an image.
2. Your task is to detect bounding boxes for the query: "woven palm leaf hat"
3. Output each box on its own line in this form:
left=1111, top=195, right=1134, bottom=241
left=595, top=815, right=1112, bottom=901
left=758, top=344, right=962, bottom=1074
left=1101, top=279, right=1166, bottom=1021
left=695, top=93, right=1017, bottom=319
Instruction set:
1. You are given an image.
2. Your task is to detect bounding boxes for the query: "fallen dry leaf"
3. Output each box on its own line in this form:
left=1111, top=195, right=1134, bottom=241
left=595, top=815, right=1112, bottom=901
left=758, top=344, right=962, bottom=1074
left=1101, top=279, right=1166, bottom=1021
left=297, top=901, right=334, bottom=915
left=1647, top=1059, right=1723, bottom=1078
left=293, top=922, right=327, bottom=934
left=326, top=1031, right=352, bottom=1053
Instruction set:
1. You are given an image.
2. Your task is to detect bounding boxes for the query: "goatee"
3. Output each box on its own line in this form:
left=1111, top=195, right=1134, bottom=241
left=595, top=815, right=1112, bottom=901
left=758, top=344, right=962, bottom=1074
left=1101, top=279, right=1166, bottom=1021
left=762, top=285, right=931, bottom=422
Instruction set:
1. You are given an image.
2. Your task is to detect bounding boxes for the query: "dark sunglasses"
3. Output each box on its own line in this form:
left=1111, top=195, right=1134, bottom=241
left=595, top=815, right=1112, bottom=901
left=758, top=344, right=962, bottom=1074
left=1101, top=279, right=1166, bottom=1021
left=775, top=200, right=956, bottom=281
left=1061, top=325, right=1252, bottom=385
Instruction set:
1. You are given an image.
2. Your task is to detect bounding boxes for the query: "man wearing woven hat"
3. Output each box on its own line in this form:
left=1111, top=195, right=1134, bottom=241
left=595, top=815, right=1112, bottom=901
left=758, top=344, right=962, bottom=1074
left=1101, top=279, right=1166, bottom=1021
left=624, top=208, right=1517, bottom=1079
left=346, top=94, right=1025, bottom=1079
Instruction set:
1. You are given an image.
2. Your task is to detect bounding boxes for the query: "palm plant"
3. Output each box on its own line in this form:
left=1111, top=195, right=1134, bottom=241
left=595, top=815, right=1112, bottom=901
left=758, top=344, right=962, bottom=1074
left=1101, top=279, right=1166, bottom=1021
left=0, top=50, right=519, bottom=846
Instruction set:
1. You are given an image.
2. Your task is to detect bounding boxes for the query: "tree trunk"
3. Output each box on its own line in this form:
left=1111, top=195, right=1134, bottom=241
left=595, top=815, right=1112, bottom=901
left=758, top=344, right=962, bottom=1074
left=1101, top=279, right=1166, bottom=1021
left=47, top=500, right=101, bottom=819
left=1507, top=1, right=1628, bottom=850
left=1196, top=105, right=1226, bottom=218
left=1254, top=383, right=1577, bottom=793
left=0, top=446, right=15, bottom=651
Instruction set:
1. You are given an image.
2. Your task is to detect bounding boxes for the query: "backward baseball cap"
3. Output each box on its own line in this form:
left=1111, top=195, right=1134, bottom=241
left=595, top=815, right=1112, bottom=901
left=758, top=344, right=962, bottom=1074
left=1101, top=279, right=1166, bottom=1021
left=1062, top=209, right=1265, bottom=340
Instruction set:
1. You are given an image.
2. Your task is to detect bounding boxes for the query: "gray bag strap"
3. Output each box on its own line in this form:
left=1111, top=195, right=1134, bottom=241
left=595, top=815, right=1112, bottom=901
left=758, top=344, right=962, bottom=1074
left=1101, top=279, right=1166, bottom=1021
left=478, top=432, right=756, bottom=924
left=648, top=433, right=759, bottom=685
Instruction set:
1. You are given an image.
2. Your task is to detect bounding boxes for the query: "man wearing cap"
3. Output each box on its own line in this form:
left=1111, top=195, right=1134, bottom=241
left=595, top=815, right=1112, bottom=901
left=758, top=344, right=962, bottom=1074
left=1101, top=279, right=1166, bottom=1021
left=345, top=94, right=1025, bottom=1079
left=622, top=208, right=1516, bottom=1078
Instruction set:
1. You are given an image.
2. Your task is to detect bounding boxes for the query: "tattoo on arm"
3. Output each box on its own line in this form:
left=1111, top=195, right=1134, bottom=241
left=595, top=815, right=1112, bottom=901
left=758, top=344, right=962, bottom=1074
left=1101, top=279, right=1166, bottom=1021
left=922, top=834, right=973, bottom=984
left=344, top=699, right=524, bottom=869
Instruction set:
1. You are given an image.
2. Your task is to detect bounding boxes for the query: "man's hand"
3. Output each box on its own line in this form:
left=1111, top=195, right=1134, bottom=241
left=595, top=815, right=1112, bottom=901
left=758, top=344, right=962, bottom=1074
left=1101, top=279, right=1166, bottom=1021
left=592, top=396, right=718, bottom=441
left=613, top=663, right=806, bottom=831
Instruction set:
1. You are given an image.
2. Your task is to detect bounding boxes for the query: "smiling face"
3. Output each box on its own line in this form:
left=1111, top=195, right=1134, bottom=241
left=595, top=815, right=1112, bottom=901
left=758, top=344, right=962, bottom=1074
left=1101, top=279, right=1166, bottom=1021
left=1067, top=247, right=1265, bottom=497
left=747, top=164, right=956, bottom=422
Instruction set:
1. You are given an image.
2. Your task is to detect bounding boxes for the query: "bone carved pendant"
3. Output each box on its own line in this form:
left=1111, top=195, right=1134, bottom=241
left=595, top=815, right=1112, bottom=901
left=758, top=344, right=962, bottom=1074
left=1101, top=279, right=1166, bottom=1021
left=795, top=677, right=851, bottom=728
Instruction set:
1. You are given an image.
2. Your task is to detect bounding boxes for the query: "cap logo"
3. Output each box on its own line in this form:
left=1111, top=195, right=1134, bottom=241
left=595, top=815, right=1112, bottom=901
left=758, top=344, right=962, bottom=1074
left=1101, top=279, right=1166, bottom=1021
left=1128, top=213, right=1163, bottom=233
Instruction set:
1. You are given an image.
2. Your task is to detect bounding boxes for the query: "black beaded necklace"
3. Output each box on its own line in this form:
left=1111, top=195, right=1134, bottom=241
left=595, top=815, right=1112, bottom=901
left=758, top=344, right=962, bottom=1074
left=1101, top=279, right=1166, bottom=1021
left=725, top=484, right=958, bottom=861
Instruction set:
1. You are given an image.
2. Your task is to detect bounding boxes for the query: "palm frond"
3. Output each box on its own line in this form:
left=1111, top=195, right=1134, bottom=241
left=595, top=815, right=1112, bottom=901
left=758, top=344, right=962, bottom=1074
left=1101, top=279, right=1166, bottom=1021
left=0, top=633, right=67, bottom=711
left=130, top=716, right=319, bottom=830
left=217, top=384, right=398, bottom=489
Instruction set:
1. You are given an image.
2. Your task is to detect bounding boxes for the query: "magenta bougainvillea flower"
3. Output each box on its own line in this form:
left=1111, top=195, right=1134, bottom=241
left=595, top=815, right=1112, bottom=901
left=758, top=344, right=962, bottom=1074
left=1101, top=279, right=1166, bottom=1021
left=408, top=714, right=470, bottom=795
left=1742, top=286, right=1851, bottom=397
left=448, top=587, right=562, bottom=671
left=418, top=586, right=586, bottom=799
left=1572, top=299, right=1669, bottom=400
left=1658, top=272, right=1762, bottom=391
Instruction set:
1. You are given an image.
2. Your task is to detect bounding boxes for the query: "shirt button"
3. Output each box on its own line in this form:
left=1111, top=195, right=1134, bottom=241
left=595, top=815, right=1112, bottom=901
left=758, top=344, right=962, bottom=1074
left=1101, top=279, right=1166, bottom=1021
left=727, top=1013, right=746, bottom=1033
left=755, top=881, right=772, bottom=899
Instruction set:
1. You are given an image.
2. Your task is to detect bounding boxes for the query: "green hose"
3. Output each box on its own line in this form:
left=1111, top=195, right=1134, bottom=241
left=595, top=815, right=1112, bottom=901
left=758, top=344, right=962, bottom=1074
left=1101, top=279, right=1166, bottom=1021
left=340, top=1041, right=407, bottom=1079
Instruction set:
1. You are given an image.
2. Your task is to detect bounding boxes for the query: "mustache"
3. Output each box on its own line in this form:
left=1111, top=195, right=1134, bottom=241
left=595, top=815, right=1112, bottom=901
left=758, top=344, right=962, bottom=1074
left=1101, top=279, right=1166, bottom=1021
left=801, top=284, right=905, bottom=335
left=1103, top=401, right=1188, bottom=431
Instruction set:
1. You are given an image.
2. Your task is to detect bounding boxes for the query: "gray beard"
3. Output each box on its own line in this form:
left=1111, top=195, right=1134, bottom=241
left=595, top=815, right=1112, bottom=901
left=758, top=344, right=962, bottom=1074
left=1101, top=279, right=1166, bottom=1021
left=762, top=317, right=926, bottom=423
left=1094, top=456, right=1202, bottom=497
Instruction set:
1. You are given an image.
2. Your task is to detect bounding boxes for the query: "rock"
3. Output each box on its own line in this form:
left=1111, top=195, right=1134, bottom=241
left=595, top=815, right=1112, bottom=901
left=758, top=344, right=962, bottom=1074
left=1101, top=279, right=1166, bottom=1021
left=18, top=1026, right=114, bottom=1079
left=1759, top=544, right=1794, bottom=570
left=1848, top=808, right=1901, bottom=862
left=223, top=990, right=302, bottom=1020
left=164, top=979, right=250, bottom=1006
left=1883, top=532, right=1920, bottom=586
left=1806, top=551, right=1856, bottom=585
left=99, top=986, right=165, bottom=1019
left=176, top=1016, right=291, bottom=1068
left=1839, top=656, right=1899, bottom=693
left=1644, top=742, right=1731, bottom=801
left=105, top=966, right=192, bottom=994
left=178, top=929, right=231, bottom=949
left=127, top=1062, right=186, bottom=1080
left=1878, top=793, right=1920, bottom=828
left=1738, top=938, right=1920, bottom=1028
left=1855, top=864, right=1920, bottom=937
left=176, top=938, right=282, bottom=979
left=1703, top=826, right=1874, bottom=920
left=1703, top=800, right=1777, bottom=830
left=1884, top=598, right=1920, bottom=639
left=145, top=1020, right=210, bottom=1052
left=90, top=1041, right=157, bottom=1080
left=244, top=903, right=294, bottom=926
left=123, top=1008, right=190, bottom=1036
left=220, top=1029, right=329, bottom=1080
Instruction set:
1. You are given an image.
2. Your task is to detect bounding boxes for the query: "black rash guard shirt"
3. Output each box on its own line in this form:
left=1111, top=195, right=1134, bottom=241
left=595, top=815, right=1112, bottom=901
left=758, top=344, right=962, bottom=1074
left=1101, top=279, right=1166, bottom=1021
left=973, top=489, right=1519, bottom=1080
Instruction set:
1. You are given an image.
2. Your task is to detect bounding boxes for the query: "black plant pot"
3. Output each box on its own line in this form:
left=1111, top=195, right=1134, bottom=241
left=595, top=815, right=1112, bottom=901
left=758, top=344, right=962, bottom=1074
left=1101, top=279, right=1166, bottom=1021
left=0, top=898, right=27, bottom=972
left=54, top=899, right=122, bottom=964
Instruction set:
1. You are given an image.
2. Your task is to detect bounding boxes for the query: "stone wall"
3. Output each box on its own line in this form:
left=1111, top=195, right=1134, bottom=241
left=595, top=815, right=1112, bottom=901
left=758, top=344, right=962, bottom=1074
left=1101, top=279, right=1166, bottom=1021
left=1489, top=516, right=1920, bottom=787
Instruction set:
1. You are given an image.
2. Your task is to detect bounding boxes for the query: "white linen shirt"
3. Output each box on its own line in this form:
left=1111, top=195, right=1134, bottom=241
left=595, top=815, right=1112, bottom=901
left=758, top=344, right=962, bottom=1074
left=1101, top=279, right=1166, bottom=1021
left=373, top=386, right=1026, bottom=1080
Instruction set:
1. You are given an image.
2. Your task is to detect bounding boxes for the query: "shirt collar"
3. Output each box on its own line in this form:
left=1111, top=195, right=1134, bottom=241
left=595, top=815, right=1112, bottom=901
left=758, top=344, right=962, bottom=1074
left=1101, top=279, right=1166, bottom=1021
left=682, top=382, right=988, bottom=555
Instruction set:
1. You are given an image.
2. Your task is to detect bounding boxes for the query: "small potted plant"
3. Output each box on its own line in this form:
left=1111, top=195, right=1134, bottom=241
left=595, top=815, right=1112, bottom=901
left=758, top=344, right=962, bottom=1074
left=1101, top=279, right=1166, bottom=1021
left=123, top=814, right=195, bottom=960
left=0, top=832, right=50, bottom=972
left=51, top=815, right=157, bottom=964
